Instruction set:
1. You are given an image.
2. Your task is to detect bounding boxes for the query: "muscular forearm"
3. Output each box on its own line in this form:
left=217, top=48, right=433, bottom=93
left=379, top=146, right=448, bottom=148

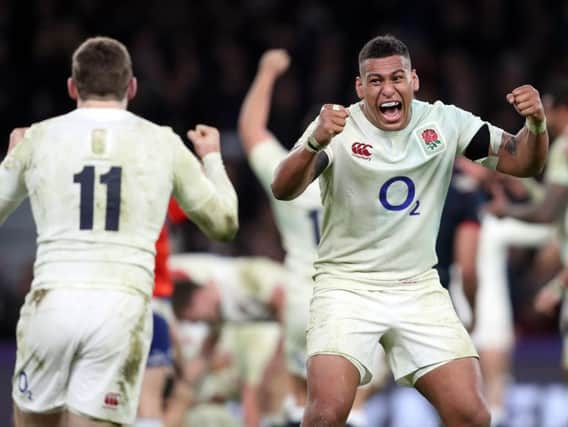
left=271, top=146, right=320, bottom=200
left=516, top=125, right=548, bottom=176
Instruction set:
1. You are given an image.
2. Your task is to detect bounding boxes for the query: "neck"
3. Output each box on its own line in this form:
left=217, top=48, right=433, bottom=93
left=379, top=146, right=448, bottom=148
left=77, top=98, right=128, bottom=109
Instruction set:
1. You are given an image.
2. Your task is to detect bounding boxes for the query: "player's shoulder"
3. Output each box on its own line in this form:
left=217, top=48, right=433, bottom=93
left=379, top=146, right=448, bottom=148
left=415, top=99, right=459, bottom=114
left=26, top=111, right=78, bottom=135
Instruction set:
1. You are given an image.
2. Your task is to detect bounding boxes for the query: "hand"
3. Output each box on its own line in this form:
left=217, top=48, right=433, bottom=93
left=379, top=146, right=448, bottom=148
left=311, top=104, right=350, bottom=145
left=259, top=49, right=290, bottom=77
left=187, top=124, right=221, bottom=159
left=506, top=85, right=545, bottom=122
left=8, top=127, right=28, bottom=153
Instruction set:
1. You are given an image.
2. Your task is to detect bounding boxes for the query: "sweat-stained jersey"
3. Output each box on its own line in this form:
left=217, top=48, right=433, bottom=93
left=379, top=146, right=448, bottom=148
left=249, top=139, right=321, bottom=280
left=169, top=253, right=288, bottom=322
left=544, top=132, right=568, bottom=264
left=0, top=108, right=237, bottom=297
left=301, top=99, right=503, bottom=285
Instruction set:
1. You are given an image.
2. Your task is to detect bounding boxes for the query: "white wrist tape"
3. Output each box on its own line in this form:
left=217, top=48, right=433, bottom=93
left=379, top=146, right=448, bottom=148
left=304, top=136, right=324, bottom=153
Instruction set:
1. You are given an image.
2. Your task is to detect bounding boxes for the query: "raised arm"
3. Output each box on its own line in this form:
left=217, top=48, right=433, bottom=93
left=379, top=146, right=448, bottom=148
left=495, top=85, right=548, bottom=177
left=0, top=127, right=32, bottom=225
left=271, top=104, right=349, bottom=200
left=237, top=49, right=290, bottom=154
left=172, top=125, right=238, bottom=241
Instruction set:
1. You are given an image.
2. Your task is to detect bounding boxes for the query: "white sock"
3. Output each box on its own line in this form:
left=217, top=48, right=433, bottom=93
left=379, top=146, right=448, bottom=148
left=283, top=394, right=305, bottom=423
left=346, top=408, right=367, bottom=427
left=135, top=418, right=164, bottom=427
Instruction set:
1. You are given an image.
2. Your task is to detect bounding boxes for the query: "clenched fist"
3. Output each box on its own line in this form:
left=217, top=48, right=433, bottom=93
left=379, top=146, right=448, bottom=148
left=259, top=49, right=290, bottom=77
left=187, top=124, right=221, bottom=159
left=311, top=104, right=350, bottom=146
left=506, top=85, right=545, bottom=123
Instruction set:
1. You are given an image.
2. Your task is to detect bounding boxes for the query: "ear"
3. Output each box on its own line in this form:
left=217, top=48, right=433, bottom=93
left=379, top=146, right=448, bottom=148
left=67, top=78, right=79, bottom=101
left=411, top=69, right=419, bottom=92
left=127, top=77, right=138, bottom=100
left=355, top=76, right=364, bottom=100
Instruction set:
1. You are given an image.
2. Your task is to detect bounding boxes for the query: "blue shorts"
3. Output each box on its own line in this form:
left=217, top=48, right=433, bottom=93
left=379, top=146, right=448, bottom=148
left=147, top=312, right=173, bottom=367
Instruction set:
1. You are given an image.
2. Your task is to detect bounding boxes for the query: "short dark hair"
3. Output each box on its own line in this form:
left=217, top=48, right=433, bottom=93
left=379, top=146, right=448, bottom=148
left=545, top=80, right=568, bottom=109
left=171, top=277, right=201, bottom=319
left=358, top=35, right=411, bottom=70
left=71, top=36, right=133, bottom=101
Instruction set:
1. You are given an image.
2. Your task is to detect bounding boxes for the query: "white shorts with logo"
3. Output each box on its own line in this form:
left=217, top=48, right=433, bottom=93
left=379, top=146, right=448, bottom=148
left=13, top=287, right=152, bottom=425
left=307, top=270, right=478, bottom=386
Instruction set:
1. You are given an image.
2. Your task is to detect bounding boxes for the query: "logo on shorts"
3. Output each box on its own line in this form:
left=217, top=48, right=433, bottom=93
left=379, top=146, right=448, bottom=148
left=18, top=370, right=32, bottom=401
left=104, top=392, right=121, bottom=408
left=351, top=142, right=373, bottom=160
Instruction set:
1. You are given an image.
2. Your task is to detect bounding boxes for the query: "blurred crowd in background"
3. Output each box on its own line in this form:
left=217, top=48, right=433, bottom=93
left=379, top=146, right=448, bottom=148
left=0, top=0, right=566, bottom=341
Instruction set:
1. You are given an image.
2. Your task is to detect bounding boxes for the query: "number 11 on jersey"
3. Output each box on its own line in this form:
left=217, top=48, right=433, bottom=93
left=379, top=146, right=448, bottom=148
left=73, top=166, right=122, bottom=231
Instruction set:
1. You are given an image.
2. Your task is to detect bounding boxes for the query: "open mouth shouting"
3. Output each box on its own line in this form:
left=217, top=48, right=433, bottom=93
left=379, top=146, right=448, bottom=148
left=378, top=100, right=403, bottom=124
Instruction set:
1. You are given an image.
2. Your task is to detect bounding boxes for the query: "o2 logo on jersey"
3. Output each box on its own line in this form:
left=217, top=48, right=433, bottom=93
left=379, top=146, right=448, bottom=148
left=378, top=176, right=420, bottom=216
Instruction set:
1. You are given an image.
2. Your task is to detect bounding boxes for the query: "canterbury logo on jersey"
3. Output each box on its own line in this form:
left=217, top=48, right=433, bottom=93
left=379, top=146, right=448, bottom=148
left=351, top=142, right=373, bottom=159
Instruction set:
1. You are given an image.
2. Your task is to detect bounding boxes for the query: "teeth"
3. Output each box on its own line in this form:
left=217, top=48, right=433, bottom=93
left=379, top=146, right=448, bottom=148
left=380, top=101, right=400, bottom=108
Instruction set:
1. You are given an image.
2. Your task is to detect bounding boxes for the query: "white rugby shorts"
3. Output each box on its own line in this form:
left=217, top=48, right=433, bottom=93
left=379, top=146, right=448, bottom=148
left=13, top=287, right=152, bottom=424
left=307, top=270, right=478, bottom=386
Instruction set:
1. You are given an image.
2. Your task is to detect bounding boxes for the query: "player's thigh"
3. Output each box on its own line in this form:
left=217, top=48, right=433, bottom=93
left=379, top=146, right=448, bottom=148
left=66, top=291, right=152, bottom=426
left=306, top=354, right=360, bottom=414
left=66, top=411, right=122, bottom=427
left=13, top=405, right=64, bottom=427
left=415, top=357, right=488, bottom=425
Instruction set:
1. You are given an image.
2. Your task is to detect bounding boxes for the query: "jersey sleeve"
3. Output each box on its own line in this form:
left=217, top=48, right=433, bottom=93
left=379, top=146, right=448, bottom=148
left=248, top=138, right=288, bottom=192
left=171, top=133, right=238, bottom=241
left=544, top=136, right=568, bottom=186
left=450, top=105, right=504, bottom=169
left=0, top=128, right=33, bottom=225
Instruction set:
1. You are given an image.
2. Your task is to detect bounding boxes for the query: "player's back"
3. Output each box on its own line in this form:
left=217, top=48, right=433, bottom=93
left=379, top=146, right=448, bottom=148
left=24, top=108, right=177, bottom=295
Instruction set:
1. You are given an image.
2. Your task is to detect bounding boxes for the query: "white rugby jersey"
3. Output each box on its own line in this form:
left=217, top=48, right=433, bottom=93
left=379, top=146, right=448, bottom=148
left=544, top=133, right=568, bottom=264
left=169, top=253, right=288, bottom=322
left=302, top=99, right=503, bottom=284
left=249, top=138, right=321, bottom=280
left=0, top=108, right=237, bottom=297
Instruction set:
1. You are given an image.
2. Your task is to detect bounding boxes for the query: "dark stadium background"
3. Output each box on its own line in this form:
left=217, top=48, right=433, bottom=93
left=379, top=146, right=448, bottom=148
left=0, top=0, right=567, bottom=425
